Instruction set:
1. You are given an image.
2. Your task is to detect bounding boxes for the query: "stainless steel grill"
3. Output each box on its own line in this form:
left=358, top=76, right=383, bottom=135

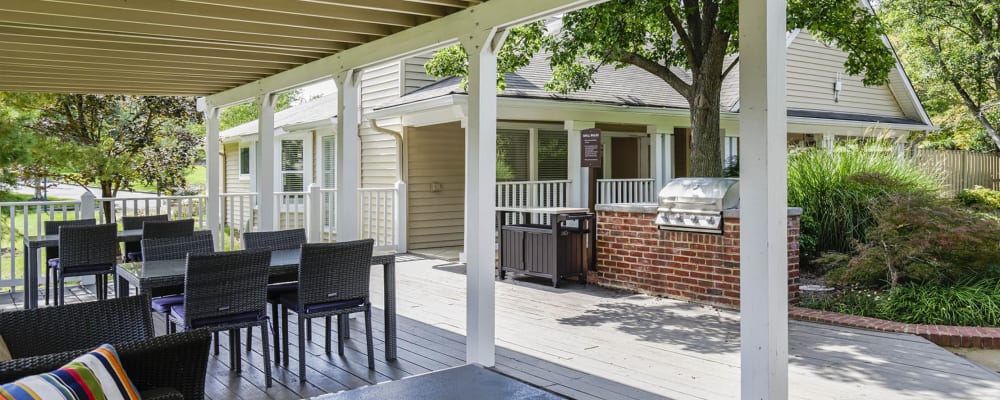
left=654, top=178, right=740, bottom=234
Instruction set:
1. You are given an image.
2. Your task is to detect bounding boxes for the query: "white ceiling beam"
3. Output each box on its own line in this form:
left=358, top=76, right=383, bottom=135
left=0, top=61, right=268, bottom=80
left=302, top=0, right=453, bottom=18
left=207, top=0, right=607, bottom=107
left=177, top=0, right=423, bottom=28
left=0, top=52, right=281, bottom=75
left=0, top=44, right=298, bottom=69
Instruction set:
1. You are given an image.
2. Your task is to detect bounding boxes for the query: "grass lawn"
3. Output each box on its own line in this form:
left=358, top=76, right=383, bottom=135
left=130, top=165, right=206, bottom=194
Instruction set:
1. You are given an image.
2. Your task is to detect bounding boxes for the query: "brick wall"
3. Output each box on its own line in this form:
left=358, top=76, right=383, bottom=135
left=594, top=206, right=800, bottom=309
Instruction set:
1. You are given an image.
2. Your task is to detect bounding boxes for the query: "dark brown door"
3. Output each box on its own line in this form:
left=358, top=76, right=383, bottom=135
left=611, top=137, right=640, bottom=179
left=673, top=127, right=691, bottom=177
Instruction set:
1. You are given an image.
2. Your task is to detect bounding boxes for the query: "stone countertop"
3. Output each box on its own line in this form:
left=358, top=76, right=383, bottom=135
left=595, top=203, right=803, bottom=217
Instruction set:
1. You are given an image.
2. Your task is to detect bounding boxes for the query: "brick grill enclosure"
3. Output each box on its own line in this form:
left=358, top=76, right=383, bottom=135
left=593, top=204, right=801, bottom=309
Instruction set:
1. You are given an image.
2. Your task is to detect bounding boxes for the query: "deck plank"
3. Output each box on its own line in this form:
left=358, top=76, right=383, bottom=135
left=3, top=256, right=999, bottom=400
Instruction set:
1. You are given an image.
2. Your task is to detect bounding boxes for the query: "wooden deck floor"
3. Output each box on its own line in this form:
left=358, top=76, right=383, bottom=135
left=3, top=254, right=999, bottom=399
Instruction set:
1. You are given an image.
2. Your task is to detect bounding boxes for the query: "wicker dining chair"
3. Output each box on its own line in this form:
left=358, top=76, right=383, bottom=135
left=42, top=218, right=96, bottom=305
left=169, top=249, right=273, bottom=388
left=142, top=219, right=195, bottom=240
left=280, top=239, right=375, bottom=379
left=122, top=214, right=169, bottom=262
left=242, top=228, right=305, bottom=360
left=54, top=223, right=118, bottom=306
left=141, top=234, right=215, bottom=333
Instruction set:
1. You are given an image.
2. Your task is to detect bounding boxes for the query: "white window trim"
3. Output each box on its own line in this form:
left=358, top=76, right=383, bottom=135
left=318, top=133, right=337, bottom=189
left=238, top=141, right=254, bottom=181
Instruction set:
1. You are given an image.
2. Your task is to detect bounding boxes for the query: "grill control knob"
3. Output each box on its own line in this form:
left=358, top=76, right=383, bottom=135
left=707, top=217, right=716, bottom=225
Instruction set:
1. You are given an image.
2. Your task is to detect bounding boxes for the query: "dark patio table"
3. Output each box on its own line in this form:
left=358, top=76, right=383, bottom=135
left=21, top=228, right=147, bottom=310
left=115, top=248, right=399, bottom=360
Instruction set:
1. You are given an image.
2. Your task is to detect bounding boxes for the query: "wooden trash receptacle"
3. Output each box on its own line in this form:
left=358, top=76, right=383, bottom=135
left=497, top=208, right=594, bottom=287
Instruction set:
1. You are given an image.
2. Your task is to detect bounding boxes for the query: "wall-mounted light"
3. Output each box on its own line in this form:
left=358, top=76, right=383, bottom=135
left=833, top=72, right=843, bottom=103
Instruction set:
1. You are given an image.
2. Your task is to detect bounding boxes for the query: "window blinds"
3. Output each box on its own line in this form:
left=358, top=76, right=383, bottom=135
left=496, top=129, right=530, bottom=182
left=537, top=130, right=567, bottom=180
left=280, top=139, right=304, bottom=192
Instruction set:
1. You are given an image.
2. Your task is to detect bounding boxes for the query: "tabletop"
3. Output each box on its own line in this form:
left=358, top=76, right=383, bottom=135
left=24, top=228, right=144, bottom=248
left=315, top=364, right=565, bottom=400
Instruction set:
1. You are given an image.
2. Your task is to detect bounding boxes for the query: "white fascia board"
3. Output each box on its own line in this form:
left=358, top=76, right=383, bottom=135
left=786, top=117, right=931, bottom=135
left=368, top=95, right=457, bottom=121
left=205, top=0, right=608, bottom=108
left=283, top=118, right=337, bottom=133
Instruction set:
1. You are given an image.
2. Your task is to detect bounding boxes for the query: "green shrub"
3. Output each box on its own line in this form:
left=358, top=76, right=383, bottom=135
left=957, top=186, right=1000, bottom=211
left=787, top=140, right=943, bottom=262
left=878, top=281, right=1000, bottom=326
left=800, top=281, right=1000, bottom=327
left=844, top=193, right=1000, bottom=288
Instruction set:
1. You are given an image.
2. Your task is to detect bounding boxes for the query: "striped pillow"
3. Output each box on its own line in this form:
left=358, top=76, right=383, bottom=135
left=0, top=344, right=140, bottom=400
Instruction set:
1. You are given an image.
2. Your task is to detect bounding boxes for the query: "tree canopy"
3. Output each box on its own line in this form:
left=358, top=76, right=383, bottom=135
left=881, top=0, right=1000, bottom=152
left=427, top=0, right=895, bottom=176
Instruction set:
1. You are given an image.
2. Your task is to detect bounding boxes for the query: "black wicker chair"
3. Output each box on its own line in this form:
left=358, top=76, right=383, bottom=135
left=0, top=330, right=212, bottom=400
left=142, top=219, right=195, bottom=240
left=280, top=239, right=375, bottom=379
left=41, top=218, right=96, bottom=305
left=169, top=250, right=273, bottom=388
left=122, top=214, right=169, bottom=262
left=242, top=228, right=306, bottom=361
left=0, top=294, right=154, bottom=358
left=54, top=223, right=118, bottom=305
left=141, top=234, right=215, bottom=333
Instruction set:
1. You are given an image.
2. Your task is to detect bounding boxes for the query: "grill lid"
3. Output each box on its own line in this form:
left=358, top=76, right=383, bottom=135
left=658, top=178, right=740, bottom=211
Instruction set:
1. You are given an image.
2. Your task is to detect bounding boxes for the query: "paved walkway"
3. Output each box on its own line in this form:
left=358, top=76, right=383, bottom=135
left=12, top=182, right=158, bottom=202
left=3, top=255, right=999, bottom=399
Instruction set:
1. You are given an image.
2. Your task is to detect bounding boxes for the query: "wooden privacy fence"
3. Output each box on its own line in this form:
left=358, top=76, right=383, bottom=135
left=913, top=149, right=1000, bottom=195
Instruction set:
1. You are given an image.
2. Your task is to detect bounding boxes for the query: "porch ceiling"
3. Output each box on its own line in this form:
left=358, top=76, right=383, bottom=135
left=0, top=0, right=480, bottom=96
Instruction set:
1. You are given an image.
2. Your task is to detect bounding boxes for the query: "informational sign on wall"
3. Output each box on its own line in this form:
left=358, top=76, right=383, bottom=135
left=581, top=128, right=602, bottom=168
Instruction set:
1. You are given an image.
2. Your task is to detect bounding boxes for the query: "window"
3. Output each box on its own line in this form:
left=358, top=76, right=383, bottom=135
left=321, top=135, right=336, bottom=189
left=496, top=129, right=530, bottom=182
left=238, top=144, right=252, bottom=178
left=724, top=137, right=739, bottom=169
left=280, top=139, right=304, bottom=192
left=537, top=130, right=567, bottom=180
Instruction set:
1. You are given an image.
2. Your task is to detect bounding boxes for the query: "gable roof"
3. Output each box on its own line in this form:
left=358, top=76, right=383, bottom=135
left=377, top=33, right=932, bottom=129
left=220, top=94, right=337, bottom=139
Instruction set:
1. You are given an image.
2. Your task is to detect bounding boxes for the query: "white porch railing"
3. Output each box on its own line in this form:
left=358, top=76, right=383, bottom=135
left=597, top=178, right=656, bottom=204
left=220, top=192, right=258, bottom=250
left=94, top=195, right=208, bottom=227
left=1, top=200, right=82, bottom=289
left=495, top=180, right=570, bottom=225
left=274, top=192, right=307, bottom=230
left=359, top=188, right=396, bottom=250
left=319, top=188, right=337, bottom=243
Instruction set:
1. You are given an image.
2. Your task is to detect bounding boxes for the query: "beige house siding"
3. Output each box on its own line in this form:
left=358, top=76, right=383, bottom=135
left=406, top=122, right=465, bottom=250
left=787, top=31, right=905, bottom=118
left=223, top=141, right=251, bottom=194
left=360, top=63, right=402, bottom=188
left=401, top=55, right=437, bottom=95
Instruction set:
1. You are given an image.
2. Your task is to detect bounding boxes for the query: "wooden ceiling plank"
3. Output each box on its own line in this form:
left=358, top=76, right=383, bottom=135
left=0, top=52, right=283, bottom=75
left=0, top=24, right=335, bottom=58
left=3, top=77, right=234, bottom=91
left=3, top=70, right=249, bottom=86
left=178, top=0, right=421, bottom=27
left=302, top=0, right=454, bottom=18
left=0, top=10, right=354, bottom=50
left=403, top=0, right=474, bottom=8
left=0, top=61, right=267, bottom=80
left=0, top=33, right=322, bottom=64
left=3, top=43, right=306, bottom=69
left=47, top=0, right=398, bottom=37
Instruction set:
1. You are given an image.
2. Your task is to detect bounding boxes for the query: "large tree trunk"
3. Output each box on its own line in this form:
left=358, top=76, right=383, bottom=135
left=688, top=71, right=725, bottom=177
left=100, top=181, right=113, bottom=224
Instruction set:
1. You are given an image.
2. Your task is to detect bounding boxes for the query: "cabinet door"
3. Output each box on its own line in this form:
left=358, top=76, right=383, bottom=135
left=500, top=228, right=525, bottom=271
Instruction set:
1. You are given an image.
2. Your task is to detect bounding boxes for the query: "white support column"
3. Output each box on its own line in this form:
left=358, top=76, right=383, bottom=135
left=201, top=99, right=222, bottom=249
left=256, top=94, right=276, bottom=231
left=649, top=125, right=674, bottom=191
left=305, top=183, right=322, bottom=243
left=461, top=28, right=503, bottom=367
left=739, top=0, right=789, bottom=399
left=564, top=120, right=595, bottom=208
left=335, top=70, right=361, bottom=242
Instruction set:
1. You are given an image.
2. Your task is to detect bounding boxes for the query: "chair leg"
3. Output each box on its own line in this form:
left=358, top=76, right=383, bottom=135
left=246, top=327, right=253, bottom=352
left=365, top=307, right=374, bottom=370
left=213, top=331, right=220, bottom=356
left=281, top=306, right=290, bottom=367
left=298, top=315, right=307, bottom=380
left=271, top=302, right=280, bottom=365
left=307, top=319, right=312, bottom=341
left=228, top=329, right=237, bottom=371
left=343, top=316, right=351, bottom=339
left=337, top=314, right=345, bottom=356
left=44, top=266, right=50, bottom=306
left=260, top=321, right=272, bottom=388
left=233, top=329, right=243, bottom=373
left=324, top=316, right=332, bottom=355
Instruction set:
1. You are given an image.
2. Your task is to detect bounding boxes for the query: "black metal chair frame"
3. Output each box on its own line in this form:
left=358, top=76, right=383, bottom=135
left=242, top=228, right=306, bottom=362
left=41, top=218, right=96, bottom=305
left=54, top=223, right=118, bottom=306
left=141, top=234, right=215, bottom=332
left=170, top=249, right=273, bottom=388
left=280, top=239, right=376, bottom=380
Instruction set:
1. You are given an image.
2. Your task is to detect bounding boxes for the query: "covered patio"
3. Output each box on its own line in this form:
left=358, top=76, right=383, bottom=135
left=0, top=0, right=924, bottom=399
left=2, top=256, right=997, bottom=399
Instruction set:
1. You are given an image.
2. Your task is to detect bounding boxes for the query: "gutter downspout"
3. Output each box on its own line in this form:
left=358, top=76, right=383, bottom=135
left=369, top=118, right=408, bottom=252
left=369, top=118, right=404, bottom=183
